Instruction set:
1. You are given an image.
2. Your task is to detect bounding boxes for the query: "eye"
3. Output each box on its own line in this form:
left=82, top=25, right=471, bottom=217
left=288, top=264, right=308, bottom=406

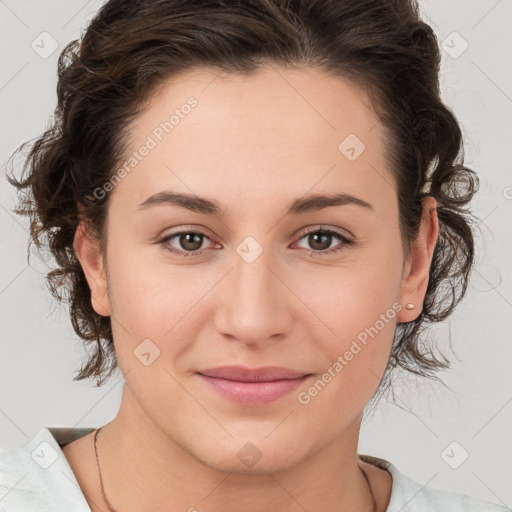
left=294, top=227, right=355, bottom=257
left=156, top=226, right=355, bottom=258
left=158, top=230, right=217, bottom=257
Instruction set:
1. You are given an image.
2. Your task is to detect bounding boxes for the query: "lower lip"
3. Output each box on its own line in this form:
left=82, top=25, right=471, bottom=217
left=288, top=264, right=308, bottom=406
left=198, top=374, right=311, bottom=406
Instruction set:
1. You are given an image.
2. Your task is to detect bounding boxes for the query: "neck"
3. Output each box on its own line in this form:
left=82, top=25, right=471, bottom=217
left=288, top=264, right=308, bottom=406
left=95, top=385, right=377, bottom=512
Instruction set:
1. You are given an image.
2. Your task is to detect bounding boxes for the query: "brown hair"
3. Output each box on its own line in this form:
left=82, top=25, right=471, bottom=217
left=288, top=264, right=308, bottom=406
left=7, top=0, right=478, bottom=396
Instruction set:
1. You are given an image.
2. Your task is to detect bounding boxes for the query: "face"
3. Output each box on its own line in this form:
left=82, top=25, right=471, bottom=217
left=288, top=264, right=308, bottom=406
left=76, top=65, right=436, bottom=473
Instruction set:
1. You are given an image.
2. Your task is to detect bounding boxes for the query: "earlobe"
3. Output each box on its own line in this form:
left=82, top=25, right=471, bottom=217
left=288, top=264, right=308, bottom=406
left=397, top=196, right=439, bottom=322
left=73, top=221, right=111, bottom=317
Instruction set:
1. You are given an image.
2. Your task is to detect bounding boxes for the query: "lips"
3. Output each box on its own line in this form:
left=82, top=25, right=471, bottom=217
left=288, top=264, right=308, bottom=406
left=196, top=366, right=312, bottom=406
left=197, top=365, right=309, bottom=382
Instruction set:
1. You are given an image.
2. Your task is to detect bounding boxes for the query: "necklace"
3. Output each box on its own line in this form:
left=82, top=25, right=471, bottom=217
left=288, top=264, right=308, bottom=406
left=94, top=426, right=376, bottom=512
left=94, top=425, right=119, bottom=512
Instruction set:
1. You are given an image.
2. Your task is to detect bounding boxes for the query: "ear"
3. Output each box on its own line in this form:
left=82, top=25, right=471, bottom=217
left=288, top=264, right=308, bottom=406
left=397, top=196, right=439, bottom=322
left=73, top=221, right=111, bottom=317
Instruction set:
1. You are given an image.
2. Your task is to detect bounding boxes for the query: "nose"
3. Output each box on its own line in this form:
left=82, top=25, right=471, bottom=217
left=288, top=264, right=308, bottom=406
left=213, top=244, right=294, bottom=347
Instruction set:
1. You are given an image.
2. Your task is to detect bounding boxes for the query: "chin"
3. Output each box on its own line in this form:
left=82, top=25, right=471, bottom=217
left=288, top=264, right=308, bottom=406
left=188, top=432, right=311, bottom=475
left=206, top=450, right=301, bottom=475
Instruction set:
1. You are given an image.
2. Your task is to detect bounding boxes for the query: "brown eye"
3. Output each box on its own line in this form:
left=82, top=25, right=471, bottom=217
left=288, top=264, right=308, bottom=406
left=176, top=232, right=204, bottom=251
left=295, top=228, right=355, bottom=257
left=307, top=232, right=334, bottom=251
left=158, top=230, right=214, bottom=256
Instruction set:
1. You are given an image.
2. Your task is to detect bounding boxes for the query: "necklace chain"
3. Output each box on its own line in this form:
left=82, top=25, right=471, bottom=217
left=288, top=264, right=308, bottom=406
left=93, top=426, right=376, bottom=512
left=94, top=425, right=119, bottom=512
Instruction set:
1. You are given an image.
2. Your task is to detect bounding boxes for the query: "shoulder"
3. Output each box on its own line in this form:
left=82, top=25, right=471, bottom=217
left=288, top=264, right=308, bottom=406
left=0, top=427, right=94, bottom=512
left=359, top=454, right=510, bottom=512
left=0, top=438, right=40, bottom=511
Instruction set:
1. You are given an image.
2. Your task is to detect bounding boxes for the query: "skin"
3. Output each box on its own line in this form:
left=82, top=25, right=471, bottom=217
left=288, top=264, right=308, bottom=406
left=66, top=65, right=438, bottom=512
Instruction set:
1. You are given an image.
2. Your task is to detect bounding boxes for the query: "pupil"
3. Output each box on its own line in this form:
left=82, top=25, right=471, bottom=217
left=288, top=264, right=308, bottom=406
left=310, top=233, right=331, bottom=250
left=181, top=233, right=202, bottom=251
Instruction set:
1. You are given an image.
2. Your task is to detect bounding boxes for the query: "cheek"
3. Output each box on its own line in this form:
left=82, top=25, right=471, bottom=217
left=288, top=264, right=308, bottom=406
left=316, top=286, right=397, bottom=385
left=104, top=248, right=211, bottom=374
left=102, top=243, right=168, bottom=362
left=310, top=242, right=403, bottom=338
left=302, top=243, right=403, bottom=396
left=297, top=291, right=398, bottom=417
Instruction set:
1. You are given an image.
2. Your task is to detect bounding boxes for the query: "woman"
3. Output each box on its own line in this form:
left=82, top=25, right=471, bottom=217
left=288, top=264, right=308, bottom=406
left=1, top=0, right=507, bottom=511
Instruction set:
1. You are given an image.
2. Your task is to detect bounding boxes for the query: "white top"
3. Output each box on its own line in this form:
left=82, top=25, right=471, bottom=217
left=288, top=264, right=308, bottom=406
left=0, top=426, right=509, bottom=511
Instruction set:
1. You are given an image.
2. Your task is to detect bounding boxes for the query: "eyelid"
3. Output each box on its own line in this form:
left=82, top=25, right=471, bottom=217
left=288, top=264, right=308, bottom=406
left=293, top=224, right=354, bottom=242
left=152, top=224, right=215, bottom=243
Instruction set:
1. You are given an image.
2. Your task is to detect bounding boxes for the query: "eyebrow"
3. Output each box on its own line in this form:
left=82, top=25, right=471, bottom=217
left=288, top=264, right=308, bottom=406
left=137, top=190, right=373, bottom=217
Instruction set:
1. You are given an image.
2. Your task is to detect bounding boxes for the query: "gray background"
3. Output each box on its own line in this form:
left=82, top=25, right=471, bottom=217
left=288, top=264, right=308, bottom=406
left=1, top=0, right=511, bottom=506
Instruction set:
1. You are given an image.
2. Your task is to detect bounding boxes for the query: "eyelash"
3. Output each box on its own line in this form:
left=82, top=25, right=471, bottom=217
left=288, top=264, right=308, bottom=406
left=156, top=227, right=355, bottom=258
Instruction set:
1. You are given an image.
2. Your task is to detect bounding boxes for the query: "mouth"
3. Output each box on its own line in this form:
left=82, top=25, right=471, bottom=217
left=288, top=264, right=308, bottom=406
left=196, top=366, right=313, bottom=406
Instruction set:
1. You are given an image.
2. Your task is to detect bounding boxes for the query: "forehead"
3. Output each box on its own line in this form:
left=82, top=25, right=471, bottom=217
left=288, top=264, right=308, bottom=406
left=114, top=65, right=395, bottom=213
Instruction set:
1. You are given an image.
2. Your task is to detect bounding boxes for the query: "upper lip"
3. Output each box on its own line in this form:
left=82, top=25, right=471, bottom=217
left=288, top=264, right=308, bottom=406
left=197, top=366, right=310, bottom=382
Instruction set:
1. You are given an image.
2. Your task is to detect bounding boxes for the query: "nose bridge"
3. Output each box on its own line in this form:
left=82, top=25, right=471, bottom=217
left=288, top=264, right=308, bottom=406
left=215, top=239, right=292, bottom=343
